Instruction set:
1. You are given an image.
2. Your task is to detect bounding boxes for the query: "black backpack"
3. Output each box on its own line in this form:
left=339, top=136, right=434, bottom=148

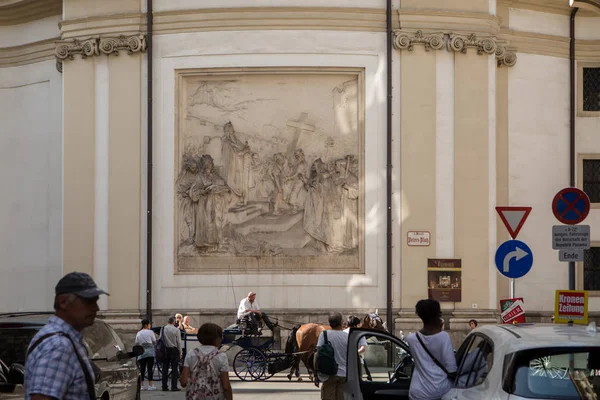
left=317, top=331, right=338, bottom=375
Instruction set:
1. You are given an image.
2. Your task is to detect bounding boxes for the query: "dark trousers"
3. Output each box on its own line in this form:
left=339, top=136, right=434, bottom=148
left=138, top=357, right=154, bottom=382
left=247, top=312, right=276, bottom=330
left=162, top=347, right=180, bottom=389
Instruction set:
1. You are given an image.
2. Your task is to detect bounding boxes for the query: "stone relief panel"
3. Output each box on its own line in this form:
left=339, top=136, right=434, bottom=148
left=174, top=68, right=364, bottom=274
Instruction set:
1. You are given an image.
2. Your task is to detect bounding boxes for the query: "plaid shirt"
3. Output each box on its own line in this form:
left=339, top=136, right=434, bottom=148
left=25, top=315, right=95, bottom=400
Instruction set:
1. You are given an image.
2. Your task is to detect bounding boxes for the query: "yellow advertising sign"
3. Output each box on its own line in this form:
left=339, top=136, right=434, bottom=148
left=554, top=290, right=588, bottom=325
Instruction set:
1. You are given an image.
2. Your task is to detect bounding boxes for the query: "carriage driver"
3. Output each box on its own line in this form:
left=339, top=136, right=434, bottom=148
left=237, top=292, right=278, bottom=333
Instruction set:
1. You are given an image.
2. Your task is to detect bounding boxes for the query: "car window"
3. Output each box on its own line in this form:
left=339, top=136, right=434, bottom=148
left=455, top=335, right=493, bottom=388
left=354, top=333, right=413, bottom=383
left=509, top=347, right=600, bottom=399
left=83, top=322, right=118, bottom=360
left=106, top=324, right=125, bottom=352
left=0, top=328, right=39, bottom=365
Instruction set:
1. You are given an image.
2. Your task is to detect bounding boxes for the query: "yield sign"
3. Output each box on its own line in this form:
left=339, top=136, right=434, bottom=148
left=496, top=206, right=532, bottom=239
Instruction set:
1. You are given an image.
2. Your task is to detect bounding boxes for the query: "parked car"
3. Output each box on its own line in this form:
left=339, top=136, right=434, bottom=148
left=0, top=313, right=142, bottom=399
left=346, top=323, right=600, bottom=400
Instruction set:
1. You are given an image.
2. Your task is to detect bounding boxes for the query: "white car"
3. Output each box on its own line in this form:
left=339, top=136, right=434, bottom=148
left=346, top=323, right=600, bottom=400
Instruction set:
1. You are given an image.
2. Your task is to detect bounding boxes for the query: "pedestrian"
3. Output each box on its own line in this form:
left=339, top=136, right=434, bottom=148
left=343, top=315, right=372, bottom=381
left=180, top=323, right=233, bottom=400
left=24, top=271, right=109, bottom=400
left=162, top=316, right=183, bottom=391
left=136, top=318, right=157, bottom=391
left=407, top=299, right=457, bottom=400
left=468, top=319, right=478, bottom=330
left=314, top=312, right=348, bottom=400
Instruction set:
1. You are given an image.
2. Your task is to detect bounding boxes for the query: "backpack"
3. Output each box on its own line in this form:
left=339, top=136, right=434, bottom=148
left=317, top=331, right=338, bottom=376
left=155, top=328, right=167, bottom=364
left=186, top=348, right=224, bottom=400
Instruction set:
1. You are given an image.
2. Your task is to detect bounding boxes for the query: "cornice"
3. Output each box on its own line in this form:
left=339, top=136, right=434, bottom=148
left=0, top=37, right=56, bottom=67
left=0, top=0, right=61, bottom=26
left=498, top=0, right=598, bottom=16
left=59, top=13, right=146, bottom=39
left=153, top=7, right=389, bottom=34
left=397, top=9, right=500, bottom=36
left=393, top=29, right=518, bottom=67
left=54, top=34, right=147, bottom=72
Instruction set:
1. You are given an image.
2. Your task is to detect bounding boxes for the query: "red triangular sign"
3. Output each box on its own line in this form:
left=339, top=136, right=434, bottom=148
left=495, top=206, right=532, bottom=239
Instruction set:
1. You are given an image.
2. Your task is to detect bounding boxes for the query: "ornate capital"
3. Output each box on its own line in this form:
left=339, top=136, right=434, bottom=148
left=495, top=45, right=518, bottom=67
left=54, top=34, right=147, bottom=72
left=393, top=30, right=444, bottom=52
left=392, top=29, right=517, bottom=67
left=447, top=33, right=497, bottom=55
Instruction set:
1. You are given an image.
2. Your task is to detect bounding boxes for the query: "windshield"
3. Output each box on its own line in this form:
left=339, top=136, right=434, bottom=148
left=0, top=328, right=39, bottom=366
left=508, top=347, right=600, bottom=399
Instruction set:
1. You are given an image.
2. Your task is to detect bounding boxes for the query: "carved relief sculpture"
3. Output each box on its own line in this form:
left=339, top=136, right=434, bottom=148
left=175, top=69, right=364, bottom=273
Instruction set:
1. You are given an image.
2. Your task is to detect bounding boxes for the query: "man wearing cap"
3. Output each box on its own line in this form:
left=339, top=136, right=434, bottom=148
left=237, top=292, right=277, bottom=334
left=25, top=271, right=109, bottom=400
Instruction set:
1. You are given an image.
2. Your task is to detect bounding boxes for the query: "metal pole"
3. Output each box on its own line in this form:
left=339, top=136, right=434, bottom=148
left=569, top=7, right=578, bottom=291
left=509, top=279, right=515, bottom=299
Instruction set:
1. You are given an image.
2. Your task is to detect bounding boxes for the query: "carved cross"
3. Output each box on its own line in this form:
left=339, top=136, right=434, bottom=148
left=286, top=113, right=315, bottom=156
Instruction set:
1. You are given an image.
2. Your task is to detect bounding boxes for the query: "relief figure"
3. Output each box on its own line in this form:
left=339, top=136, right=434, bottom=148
left=176, top=154, right=198, bottom=245
left=221, top=122, right=250, bottom=205
left=284, top=149, right=308, bottom=211
left=190, top=155, right=235, bottom=251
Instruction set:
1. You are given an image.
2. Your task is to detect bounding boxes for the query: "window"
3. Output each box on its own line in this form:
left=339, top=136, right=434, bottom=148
left=455, top=335, right=493, bottom=388
left=82, top=321, right=119, bottom=360
left=584, top=247, right=600, bottom=291
left=583, top=159, right=600, bottom=203
left=358, top=333, right=412, bottom=383
left=583, top=68, right=600, bottom=112
left=506, top=347, right=600, bottom=399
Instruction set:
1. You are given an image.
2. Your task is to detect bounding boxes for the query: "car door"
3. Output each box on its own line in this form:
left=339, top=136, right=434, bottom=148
left=443, top=333, right=499, bottom=400
left=346, top=328, right=413, bottom=400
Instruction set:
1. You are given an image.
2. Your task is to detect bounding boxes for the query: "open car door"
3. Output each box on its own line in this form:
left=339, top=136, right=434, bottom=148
left=345, top=328, right=413, bottom=400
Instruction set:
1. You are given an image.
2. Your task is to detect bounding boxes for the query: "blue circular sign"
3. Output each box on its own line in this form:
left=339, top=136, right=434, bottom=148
left=495, top=240, right=533, bottom=279
left=552, top=187, right=590, bottom=225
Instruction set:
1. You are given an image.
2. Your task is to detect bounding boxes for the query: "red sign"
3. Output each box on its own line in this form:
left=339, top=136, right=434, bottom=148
left=500, top=297, right=526, bottom=324
left=495, top=207, right=532, bottom=239
left=552, top=188, right=590, bottom=225
left=555, top=290, right=588, bottom=324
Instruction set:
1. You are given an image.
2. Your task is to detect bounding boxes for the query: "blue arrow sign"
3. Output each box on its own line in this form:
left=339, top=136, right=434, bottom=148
left=495, top=240, right=533, bottom=279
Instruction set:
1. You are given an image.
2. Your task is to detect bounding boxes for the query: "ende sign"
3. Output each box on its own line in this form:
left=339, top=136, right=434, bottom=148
left=554, top=290, right=589, bottom=325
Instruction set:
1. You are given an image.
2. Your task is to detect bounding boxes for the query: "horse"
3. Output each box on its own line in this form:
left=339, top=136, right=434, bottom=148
left=284, top=311, right=386, bottom=382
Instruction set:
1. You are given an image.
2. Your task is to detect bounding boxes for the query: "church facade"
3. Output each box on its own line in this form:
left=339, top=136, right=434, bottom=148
left=1, top=0, right=600, bottom=340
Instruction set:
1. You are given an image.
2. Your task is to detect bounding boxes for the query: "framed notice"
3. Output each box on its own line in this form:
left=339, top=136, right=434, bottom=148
left=555, top=290, right=588, bottom=325
left=427, top=259, right=461, bottom=302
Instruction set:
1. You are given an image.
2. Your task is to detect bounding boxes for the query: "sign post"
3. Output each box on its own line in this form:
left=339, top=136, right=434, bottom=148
left=495, top=206, right=532, bottom=298
left=551, top=188, right=591, bottom=290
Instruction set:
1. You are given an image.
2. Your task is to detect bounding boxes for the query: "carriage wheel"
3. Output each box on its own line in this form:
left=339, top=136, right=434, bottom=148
left=233, top=348, right=266, bottom=381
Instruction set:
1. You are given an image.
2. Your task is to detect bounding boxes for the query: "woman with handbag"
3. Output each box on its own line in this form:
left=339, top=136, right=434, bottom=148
left=406, top=299, right=457, bottom=400
left=136, top=319, right=157, bottom=391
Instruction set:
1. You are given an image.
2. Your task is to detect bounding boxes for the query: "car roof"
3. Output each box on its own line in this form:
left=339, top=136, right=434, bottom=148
left=474, top=323, right=600, bottom=353
left=0, top=313, right=52, bottom=327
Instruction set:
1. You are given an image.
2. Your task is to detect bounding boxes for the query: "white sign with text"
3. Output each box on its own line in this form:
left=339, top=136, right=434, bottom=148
left=407, top=231, right=430, bottom=246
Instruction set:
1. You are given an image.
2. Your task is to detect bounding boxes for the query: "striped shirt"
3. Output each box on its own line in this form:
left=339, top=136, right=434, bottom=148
left=25, top=315, right=95, bottom=400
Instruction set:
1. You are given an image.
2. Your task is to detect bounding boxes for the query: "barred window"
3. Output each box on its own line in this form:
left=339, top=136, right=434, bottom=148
left=583, top=159, right=600, bottom=203
left=583, top=68, right=600, bottom=112
left=584, top=247, right=600, bottom=291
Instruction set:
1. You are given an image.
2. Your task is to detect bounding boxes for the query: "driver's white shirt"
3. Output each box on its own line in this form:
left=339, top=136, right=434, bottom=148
left=237, top=298, right=260, bottom=319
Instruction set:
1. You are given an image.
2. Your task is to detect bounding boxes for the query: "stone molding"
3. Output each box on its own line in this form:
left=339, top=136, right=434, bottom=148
left=0, top=0, right=61, bottom=26
left=54, top=34, right=147, bottom=72
left=498, top=0, right=599, bottom=16
left=393, top=30, right=518, bottom=67
left=0, top=37, right=56, bottom=68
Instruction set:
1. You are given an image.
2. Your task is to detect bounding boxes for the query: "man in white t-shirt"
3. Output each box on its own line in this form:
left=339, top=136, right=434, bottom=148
left=236, top=291, right=277, bottom=333
left=315, top=312, right=348, bottom=400
left=407, top=299, right=457, bottom=400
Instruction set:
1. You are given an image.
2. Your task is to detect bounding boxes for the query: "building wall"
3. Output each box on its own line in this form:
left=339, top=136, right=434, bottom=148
left=0, top=59, right=62, bottom=312
left=152, top=28, right=396, bottom=312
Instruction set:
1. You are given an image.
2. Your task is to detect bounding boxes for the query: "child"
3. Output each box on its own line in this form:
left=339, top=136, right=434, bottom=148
left=180, top=323, right=233, bottom=400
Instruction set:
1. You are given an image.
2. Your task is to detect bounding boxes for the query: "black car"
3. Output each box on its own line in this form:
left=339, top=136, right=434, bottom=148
left=0, top=313, right=142, bottom=399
